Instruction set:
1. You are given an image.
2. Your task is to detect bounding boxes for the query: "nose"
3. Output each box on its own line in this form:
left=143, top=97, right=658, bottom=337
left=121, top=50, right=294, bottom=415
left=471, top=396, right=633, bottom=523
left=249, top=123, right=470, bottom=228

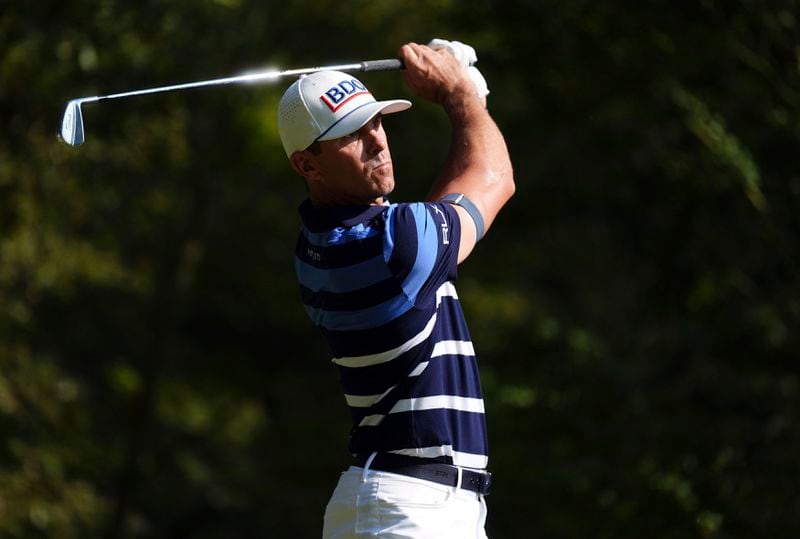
left=362, top=122, right=386, bottom=155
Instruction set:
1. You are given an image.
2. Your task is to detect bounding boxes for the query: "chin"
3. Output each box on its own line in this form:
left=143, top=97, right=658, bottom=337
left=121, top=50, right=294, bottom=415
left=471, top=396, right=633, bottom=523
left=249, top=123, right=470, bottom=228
left=370, top=172, right=395, bottom=196
left=380, top=179, right=395, bottom=197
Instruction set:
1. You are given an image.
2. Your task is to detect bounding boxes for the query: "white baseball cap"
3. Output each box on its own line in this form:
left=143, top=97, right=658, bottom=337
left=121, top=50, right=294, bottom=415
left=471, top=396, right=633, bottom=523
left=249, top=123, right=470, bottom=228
left=277, top=70, right=411, bottom=158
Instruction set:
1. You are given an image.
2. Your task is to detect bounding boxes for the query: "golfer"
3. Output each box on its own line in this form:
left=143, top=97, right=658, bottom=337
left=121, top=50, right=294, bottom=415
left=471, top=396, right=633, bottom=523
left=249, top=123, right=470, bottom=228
left=277, top=39, right=514, bottom=538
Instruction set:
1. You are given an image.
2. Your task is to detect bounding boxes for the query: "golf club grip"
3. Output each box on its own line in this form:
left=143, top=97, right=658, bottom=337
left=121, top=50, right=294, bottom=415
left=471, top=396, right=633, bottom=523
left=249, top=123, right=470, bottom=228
left=360, top=59, right=405, bottom=72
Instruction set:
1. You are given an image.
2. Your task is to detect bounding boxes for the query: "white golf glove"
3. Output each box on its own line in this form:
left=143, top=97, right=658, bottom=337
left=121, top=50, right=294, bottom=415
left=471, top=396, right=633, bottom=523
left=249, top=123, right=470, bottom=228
left=427, top=38, right=490, bottom=98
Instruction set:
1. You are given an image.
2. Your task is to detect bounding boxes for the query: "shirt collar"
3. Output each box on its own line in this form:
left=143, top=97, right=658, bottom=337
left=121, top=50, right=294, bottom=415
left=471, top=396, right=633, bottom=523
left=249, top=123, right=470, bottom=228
left=298, top=198, right=390, bottom=232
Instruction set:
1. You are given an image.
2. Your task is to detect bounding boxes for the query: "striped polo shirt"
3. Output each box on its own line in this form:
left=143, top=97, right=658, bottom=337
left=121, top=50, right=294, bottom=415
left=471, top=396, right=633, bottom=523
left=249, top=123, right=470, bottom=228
left=295, top=198, right=488, bottom=470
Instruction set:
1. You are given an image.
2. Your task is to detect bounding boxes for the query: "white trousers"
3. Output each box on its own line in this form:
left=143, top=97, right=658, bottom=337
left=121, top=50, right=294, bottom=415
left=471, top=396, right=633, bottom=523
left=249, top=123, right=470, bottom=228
left=322, top=464, right=489, bottom=539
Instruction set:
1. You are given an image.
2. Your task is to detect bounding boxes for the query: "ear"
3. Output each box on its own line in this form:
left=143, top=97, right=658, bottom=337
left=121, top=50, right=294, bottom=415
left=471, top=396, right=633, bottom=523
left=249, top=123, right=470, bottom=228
left=290, top=151, right=323, bottom=181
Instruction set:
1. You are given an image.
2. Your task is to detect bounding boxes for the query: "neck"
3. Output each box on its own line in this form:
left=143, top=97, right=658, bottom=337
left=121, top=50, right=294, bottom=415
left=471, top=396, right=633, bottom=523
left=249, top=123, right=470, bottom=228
left=309, top=192, right=387, bottom=208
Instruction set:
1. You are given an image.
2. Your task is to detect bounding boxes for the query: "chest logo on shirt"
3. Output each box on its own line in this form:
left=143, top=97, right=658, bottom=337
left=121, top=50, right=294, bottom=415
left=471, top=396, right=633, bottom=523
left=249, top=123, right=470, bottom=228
left=306, top=248, right=321, bottom=262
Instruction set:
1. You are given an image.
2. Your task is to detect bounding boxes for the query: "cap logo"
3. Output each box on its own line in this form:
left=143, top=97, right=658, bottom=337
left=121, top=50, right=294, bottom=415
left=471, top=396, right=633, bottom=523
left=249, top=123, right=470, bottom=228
left=320, top=79, right=370, bottom=112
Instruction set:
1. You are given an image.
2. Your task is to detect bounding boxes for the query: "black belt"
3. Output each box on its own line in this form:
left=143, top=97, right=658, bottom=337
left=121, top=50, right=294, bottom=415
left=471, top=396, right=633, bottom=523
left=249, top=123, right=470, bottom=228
left=353, top=453, right=492, bottom=496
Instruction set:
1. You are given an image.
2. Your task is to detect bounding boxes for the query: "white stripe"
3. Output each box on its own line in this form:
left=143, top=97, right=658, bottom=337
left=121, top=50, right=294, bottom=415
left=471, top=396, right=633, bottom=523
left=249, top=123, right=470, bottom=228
left=345, top=385, right=396, bottom=408
left=408, top=361, right=429, bottom=377
left=389, top=396, right=485, bottom=414
left=431, top=340, right=474, bottom=358
left=332, top=313, right=437, bottom=368
left=436, top=281, right=458, bottom=303
left=331, top=282, right=459, bottom=368
left=357, top=395, right=484, bottom=427
left=388, top=446, right=489, bottom=469
left=452, top=450, right=489, bottom=469
left=359, top=414, right=385, bottom=427
left=389, top=445, right=454, bottom=459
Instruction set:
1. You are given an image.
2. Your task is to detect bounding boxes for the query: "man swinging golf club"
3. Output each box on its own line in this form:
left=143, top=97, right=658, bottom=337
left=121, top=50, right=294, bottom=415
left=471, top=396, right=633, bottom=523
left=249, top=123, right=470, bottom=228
left=278, top=38, right=515, bottom=538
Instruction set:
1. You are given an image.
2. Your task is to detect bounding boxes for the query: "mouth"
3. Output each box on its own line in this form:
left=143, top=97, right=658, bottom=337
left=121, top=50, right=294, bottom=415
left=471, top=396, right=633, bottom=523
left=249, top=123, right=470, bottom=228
left=370, top=161, right=392, bottom=174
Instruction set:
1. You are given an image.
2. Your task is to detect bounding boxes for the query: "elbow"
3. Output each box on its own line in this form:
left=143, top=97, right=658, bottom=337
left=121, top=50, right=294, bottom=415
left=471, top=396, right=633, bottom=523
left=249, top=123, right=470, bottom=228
left=485, top=162, right=515, bottom=204
left=502, top=163, right=515, bottom=202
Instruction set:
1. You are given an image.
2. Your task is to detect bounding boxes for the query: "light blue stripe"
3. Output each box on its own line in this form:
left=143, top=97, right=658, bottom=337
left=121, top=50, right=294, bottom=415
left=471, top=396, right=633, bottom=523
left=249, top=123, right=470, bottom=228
left=401, top=204, right=438, bottom=302
left=305, top=224, right=379, bottom=247
left=382, top=205, right=396, bottom=262
left=305, top=293, right=415, bottom=330
left=296, top=255, right=391, bottom=293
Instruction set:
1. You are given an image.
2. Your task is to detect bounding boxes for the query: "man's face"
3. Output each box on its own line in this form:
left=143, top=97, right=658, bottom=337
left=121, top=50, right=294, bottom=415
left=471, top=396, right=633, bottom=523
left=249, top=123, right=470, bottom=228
left=312, top=115, right=395, bottom=204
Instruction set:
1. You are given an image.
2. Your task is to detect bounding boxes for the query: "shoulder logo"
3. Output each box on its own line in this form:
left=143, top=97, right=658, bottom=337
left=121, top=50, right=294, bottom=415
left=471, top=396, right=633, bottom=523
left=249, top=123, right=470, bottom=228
left=432, top=205, right=449, bottom=245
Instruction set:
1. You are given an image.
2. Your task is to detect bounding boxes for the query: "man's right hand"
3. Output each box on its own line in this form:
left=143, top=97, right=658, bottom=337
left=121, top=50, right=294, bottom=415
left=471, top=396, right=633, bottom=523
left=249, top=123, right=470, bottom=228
left=398, top=42, right=481, bottom=109
left=399, top=42, right=514, bottom=265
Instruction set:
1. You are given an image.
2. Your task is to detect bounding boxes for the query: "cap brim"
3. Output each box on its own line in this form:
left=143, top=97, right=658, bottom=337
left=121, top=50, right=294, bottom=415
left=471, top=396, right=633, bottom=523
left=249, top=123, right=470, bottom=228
left=317, top=99, right=412, bottom=142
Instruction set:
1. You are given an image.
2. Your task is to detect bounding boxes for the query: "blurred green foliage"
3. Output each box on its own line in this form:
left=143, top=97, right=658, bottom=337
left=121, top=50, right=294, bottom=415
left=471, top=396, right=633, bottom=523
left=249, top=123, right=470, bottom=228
left=1, top=1, right=798, bottom=537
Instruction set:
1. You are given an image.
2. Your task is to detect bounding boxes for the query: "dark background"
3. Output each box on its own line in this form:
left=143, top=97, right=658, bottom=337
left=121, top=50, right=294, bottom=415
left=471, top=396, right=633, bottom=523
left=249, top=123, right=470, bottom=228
left=2, top=1, right=798, bottom=537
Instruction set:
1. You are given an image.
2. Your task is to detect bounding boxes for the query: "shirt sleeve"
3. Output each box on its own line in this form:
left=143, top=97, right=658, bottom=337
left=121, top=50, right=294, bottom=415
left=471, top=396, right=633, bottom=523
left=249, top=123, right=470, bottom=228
left=383, top=202, right=462, bottom=308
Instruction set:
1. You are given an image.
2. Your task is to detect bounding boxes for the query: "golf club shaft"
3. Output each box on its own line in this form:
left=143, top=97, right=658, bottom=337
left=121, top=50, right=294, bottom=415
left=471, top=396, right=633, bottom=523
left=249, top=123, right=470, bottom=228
left=81, top=59, right=404, bottom=104
left=60, top=58, right=406, bottom=146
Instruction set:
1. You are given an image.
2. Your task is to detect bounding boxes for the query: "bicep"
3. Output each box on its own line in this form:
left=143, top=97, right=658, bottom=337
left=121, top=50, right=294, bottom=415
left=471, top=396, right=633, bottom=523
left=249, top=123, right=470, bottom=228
left=453, top=204, right=477, bottom=264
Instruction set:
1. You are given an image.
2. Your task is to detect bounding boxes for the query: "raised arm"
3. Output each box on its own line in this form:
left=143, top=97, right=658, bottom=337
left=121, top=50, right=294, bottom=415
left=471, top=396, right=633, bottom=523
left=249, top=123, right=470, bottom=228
left=399, top=42, right=515, bottom=263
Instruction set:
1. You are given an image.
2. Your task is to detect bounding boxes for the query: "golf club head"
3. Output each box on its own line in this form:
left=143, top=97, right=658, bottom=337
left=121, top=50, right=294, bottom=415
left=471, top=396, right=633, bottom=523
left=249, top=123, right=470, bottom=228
left=60, top=100, right=85, bottom=146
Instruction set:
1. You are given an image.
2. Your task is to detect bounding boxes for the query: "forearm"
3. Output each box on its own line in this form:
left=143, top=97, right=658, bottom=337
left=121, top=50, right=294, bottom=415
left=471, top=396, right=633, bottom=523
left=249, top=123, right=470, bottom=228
left=398, top=41, right=514, bottom=233
left=427, top=93, right=515, bottom=232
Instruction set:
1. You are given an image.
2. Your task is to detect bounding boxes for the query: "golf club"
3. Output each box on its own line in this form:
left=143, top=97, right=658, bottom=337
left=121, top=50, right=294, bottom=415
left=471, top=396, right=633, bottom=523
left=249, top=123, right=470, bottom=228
left=59, top=58, right=406, bottom=147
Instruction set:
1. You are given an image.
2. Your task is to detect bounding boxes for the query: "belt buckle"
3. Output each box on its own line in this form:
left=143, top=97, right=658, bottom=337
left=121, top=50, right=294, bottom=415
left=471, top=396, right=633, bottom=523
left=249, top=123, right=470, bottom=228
left=466, top=470, right=492, bottom=496
left=482, top=471, right=492, bottom=495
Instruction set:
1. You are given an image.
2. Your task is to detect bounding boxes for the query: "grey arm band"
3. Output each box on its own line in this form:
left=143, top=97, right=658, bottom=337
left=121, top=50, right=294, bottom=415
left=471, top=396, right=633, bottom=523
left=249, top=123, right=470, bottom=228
left=440, top=193, right=485, bottom=241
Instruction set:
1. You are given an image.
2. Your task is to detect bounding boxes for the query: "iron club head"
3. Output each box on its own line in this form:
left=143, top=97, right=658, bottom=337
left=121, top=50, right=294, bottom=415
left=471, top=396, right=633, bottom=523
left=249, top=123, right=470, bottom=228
left=60, top=99, right=86, bottom=146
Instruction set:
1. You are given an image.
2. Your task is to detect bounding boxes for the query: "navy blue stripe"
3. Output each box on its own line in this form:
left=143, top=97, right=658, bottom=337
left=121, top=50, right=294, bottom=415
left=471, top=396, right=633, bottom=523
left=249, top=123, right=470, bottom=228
left=346, top=376, right=420, bottom=426
left=319, top=292, right=468, bottom=358
left=296, top=254, right=391, bottom=293
left=321, top=305, right=433, bottom=358
left=300, top=278, right=400, bottom=312
left=304, top=222, right=379, bottom=246
left=337, top=349, right=427, bottom=397
left=406, top=358, right=483, bottom=400
left=410, top=408, right=488, bottom=454
left=427, top=299, right=471, bottom=339
left=305, top=293, right=415, bottom=331
left=297, top=199, right=387, bottom=233
left=296, top=232, right=383, bottom=269
left=349, top=419, right=417, bottom=456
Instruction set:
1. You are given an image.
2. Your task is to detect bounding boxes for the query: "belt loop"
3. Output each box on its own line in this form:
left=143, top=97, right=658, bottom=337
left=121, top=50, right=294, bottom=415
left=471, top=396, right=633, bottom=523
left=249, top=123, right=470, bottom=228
left=361, top=451, right=378, bottom=483
left=455, top=466, right=463, bottom=491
